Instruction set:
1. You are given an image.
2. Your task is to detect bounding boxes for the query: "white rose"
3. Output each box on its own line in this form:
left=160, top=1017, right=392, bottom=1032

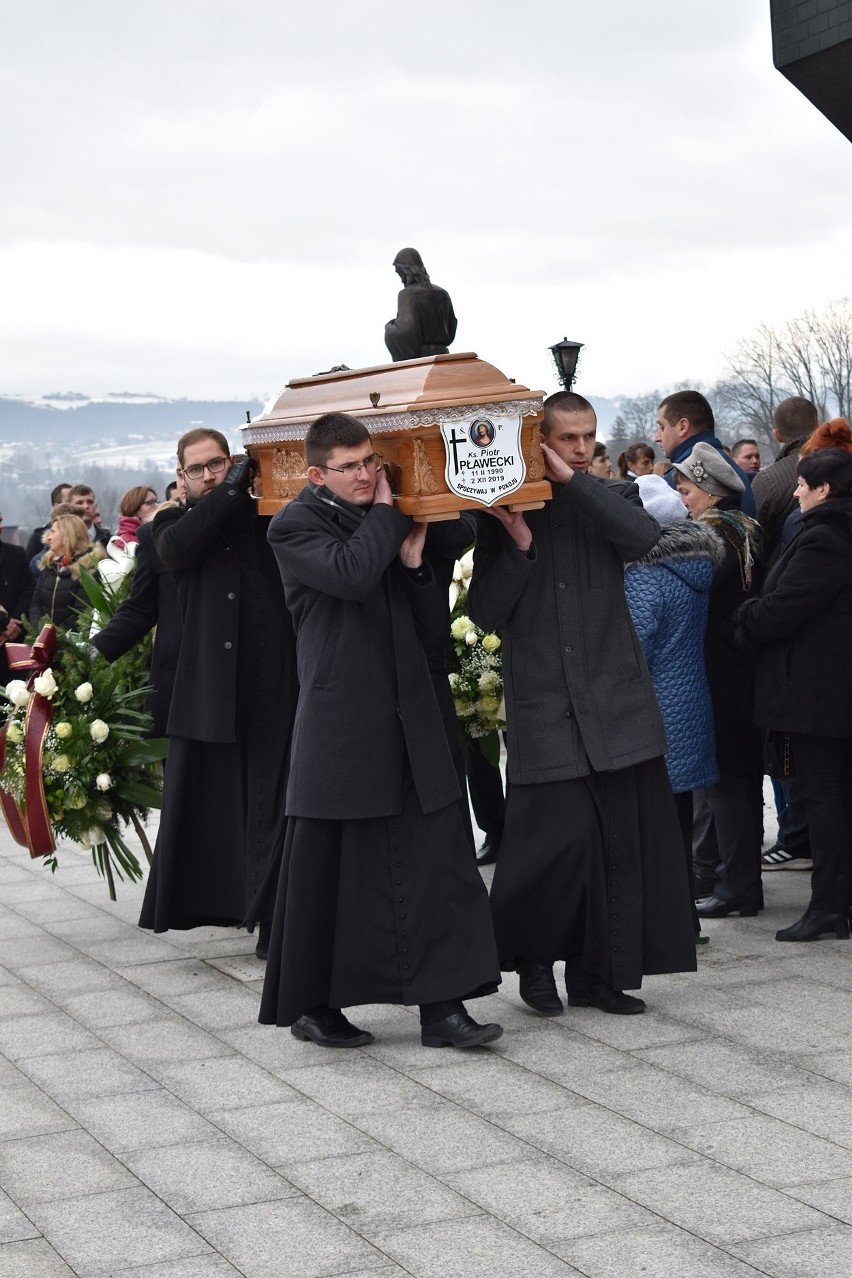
left=95, top=773, right=113, bottom=792
left=465, top=631, right=478, bottom=647
left=74, top=682, right=94, bottom=703
left=52, top=754, right=71, bottom=773
left=90, top=719, right=110, bottom=743
left=450, top=615, right=472, bottom=641
left=33, top=669, right=58, bottom=698
left=4, top=681, right=31, bottom=708
left=79, top=827, right=105, bottom=849
left=54, top=721, right=73, bottom=740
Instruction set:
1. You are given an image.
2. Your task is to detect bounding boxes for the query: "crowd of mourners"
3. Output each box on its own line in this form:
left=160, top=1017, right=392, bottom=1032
left=2, top=386, right=850, bottom=1052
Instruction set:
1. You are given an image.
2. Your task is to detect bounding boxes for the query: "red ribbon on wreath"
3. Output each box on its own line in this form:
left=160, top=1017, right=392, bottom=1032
left=0, top=625, right=58, bottom=857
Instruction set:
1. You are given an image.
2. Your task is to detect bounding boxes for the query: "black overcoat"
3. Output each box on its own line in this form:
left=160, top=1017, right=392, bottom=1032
left=140, top=482, right=298, bottom=931
left=736, top=496, right=852, bottom=737
left=468, top=472, right=666, bottom=783
left=92, top=520, right=181, bottom=738
left=0, top=540, right=34, bottom=683
left=268, top=487, right=461, bottom=819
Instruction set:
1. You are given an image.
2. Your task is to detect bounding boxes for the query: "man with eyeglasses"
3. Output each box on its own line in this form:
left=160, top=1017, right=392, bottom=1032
left=139, top=428, right=298, bottom=959
left=259, top=411, right=501, bottom=1049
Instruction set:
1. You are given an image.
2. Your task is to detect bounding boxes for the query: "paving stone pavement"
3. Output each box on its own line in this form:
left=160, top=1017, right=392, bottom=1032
left=1, top=800, right=852, bottom=1278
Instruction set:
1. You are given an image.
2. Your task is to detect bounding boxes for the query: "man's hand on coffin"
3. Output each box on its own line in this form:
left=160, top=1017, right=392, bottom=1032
left=373, top=466, right=394, bottom=507
left=225, top=454, right=259, bottom=493
left=540, top=442, right=575, bottom=484
left=399, top=520, right=428, bottom=569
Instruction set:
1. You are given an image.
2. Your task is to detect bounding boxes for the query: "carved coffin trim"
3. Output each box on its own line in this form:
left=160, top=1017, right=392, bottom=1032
left=243, top=397, right=544, bottom=444
left=271, top=447, right=307, bottom=497
left=412, top=439, right=438, bottom=494
left=527, top=421, right=545, bottom=480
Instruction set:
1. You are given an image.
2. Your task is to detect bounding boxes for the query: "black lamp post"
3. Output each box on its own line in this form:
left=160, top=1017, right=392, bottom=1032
left=549, top=338, right=584, bottom=391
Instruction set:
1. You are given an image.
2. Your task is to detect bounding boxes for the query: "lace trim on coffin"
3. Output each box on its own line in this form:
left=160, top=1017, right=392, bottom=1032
left=242, top=398, right=544, bottom=444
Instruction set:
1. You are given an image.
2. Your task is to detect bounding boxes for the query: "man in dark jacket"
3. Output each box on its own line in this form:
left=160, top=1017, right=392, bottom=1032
left=469, top=392, right=696, bottom=1019
left=139, top=429, right=298, bottom=955
left=24, top=483, right=72, bottom=562
left=751, top=396, right=818, bottom=563
left=655, top=390, right=756, bottom=517
left=91, top=517, right=181, bottom=738
left=259, top=412, right=501, bottom=1050
left=0, top=514, right=34, bottom=685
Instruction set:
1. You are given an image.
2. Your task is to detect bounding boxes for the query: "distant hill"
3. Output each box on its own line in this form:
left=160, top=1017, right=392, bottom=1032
left=0, top=395, right=266, bottom=448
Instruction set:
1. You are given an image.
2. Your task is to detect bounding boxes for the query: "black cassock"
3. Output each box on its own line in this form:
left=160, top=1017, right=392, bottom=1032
left=139, top=483, right=297, bottom=932
left=259, top=486, right=498, bottom=1026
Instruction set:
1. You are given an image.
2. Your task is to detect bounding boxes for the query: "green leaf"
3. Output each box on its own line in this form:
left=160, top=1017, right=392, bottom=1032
left=121, top=739, right=169, bottom=765
left=115, top=780, right=163, bottom=808
left=479, top=730, right=501, bottom=768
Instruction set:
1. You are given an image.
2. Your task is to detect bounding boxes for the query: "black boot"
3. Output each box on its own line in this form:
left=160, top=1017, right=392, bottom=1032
left=518, top=961, right=563, bottom=1015
left=255, top=921, right=272, bottom=960
left=775, top=910, right=850, bottom=942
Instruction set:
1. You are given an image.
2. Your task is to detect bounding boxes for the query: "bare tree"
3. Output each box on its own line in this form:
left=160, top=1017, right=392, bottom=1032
left=608, top=391, right=661, bottom=449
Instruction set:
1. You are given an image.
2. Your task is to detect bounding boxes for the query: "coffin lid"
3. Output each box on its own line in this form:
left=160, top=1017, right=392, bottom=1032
left=242, top=351, right=545, bottom=443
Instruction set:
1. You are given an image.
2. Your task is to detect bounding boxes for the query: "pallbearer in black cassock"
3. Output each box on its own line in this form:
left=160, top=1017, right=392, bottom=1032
left=468, top=392, right=696, bottom=1019
left=259, top=413, right=501, bottom=1050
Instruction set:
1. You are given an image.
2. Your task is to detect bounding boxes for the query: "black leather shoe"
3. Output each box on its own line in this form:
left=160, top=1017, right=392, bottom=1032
left=254, top=921, right=271, bottom=960
left=291, top=1009, right=374, bottom=1048
left=776, top=910, right=850, bottom=942
left=421, top=1010, right=503, bottom=1048
left=518, top=961, right=563, bottom=1015
left=566, top=980, right=646, bottom=1015
left=476, top=835, right=500, bottom=866
left=695, top=895, right=759, bottom=918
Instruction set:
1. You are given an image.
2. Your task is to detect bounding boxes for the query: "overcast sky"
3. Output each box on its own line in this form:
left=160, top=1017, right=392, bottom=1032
left=2, top=0, right=851, bottom=406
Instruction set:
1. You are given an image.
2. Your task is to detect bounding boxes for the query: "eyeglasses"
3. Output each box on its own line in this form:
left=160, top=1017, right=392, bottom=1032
left=320, top=453, right=383, bottom=477
left=141, top=497, right=159, bottom=506
left=180, top=457, right=229, bottom=481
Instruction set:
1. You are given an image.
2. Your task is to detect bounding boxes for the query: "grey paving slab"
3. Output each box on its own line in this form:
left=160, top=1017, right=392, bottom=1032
left=0, top=937, right=83, bottom=973
left=0, top=1083, right=77, bottom=1141
left=118, top=1136, right=297, bottom=1213
left=0, top=1058, right=28, bottom=1089
left=740, top=975, right=852, bottom=1028
left=489, top=1024, right=643, bottom=1087
left=443, top=1154, right=656, bottom=1243
left=63, top=1089, right=217, bottom=1153
left=740, top=1077, right=852, bottom=1148
left=100, top=1016, right=233, bottom=1066
left=635, top=1037, right=810, bottom=1097
left=13, top=957, right=127, bottom=1000
left=0, top=1237, right=78, bottom=1276
left=168, top=984, right=262, bottom=1031
left=0, top=965, right=18, bottom=988
left=350, top=1100, right=531, bottom=1176
left=675, top=1114, right=852, bottom=1187
left=82, top=933, right=182, bottom=967
left=154, top=1054, right=301, bottom=1113
left=552, top=1005, right=705, bottom=1052
left=211, top=1098, right=379, bottom=1167
left=5, top=895, right=107, bottom=925
left=41, top=913, right=139, bottom=949
left=0, top=1189, right=38, bottom=1244
left=15, top=1047, right=160, bottom=1102
left=408, top=1053, right=585, bottom=1120
left=60, top=986, right=164, bottom=1030
left=802, top=1048, right=852, bottom=1087
left=121, top=958, right=226, bottom=998
left=283, top=1148, right=479, bottom=1235
left=0, top=1012, right=103, bottom=1061
left=27, top=1186, right=212, bottom=1276
left=186, top=1196, right=386, bottom=1278
left=731, top=1226, right=852, bottom=1277
left=569, top=1062, right=754, bottom=1130
left=611, top=1160, right=831, bottom=1244
left=784, top=1176, right=852, bottom=1226
left=0, top=914, right=45, bottom=941
left=690, top=1005, right=852, bottom=1055
left=0, top=987, right=55, bottom=1019
left=217, top=1021, right=348, bottom=1074
left=0, top=1129, right=136, bottom=1205
left=279, top=1052, right=450, bottom=1117
left=117, top=1259, right=243, bottom=1277
left=500, top=1105, right=699, bottom=1181
left=370, top=1214, right=581, bottom=1277
left=558, top=1224, right=769, bottom=1276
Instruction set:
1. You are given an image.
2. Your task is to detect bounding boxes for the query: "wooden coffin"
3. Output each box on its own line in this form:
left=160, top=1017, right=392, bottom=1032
left=241, top=352, right=549, bottom=521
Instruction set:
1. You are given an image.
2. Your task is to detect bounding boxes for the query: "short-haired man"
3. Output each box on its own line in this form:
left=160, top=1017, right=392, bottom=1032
left=260, top=412, right=501, bottom=1049
left=24, top=482, right=72, bottom=562
left=469, top=391, right=696, bottom=1018
left=751, top=397, right=819, bottom=562
left=731, top=439, right=761, bottom=476
left=139, top=429, right=298, bottom=956
left=68, top=484, right=111, bottom=547
left=655, top=391, right=756, bottom=516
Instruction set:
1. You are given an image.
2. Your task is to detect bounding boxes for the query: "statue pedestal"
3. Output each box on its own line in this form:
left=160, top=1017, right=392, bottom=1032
left=241, top=352, right=550, bottom=521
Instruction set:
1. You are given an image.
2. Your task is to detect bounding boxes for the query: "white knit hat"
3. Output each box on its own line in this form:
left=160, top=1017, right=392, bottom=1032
left=635, top=473, right=688, bottom=522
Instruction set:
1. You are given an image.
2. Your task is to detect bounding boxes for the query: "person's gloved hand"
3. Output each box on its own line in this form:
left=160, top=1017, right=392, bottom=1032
left=226, top=455, right=259, bottom=493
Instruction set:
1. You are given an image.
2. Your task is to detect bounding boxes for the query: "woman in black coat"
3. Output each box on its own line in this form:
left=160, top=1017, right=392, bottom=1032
left=736, top=447, right=852, bottom=942
left=29, top=514, right=105, bottom=630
